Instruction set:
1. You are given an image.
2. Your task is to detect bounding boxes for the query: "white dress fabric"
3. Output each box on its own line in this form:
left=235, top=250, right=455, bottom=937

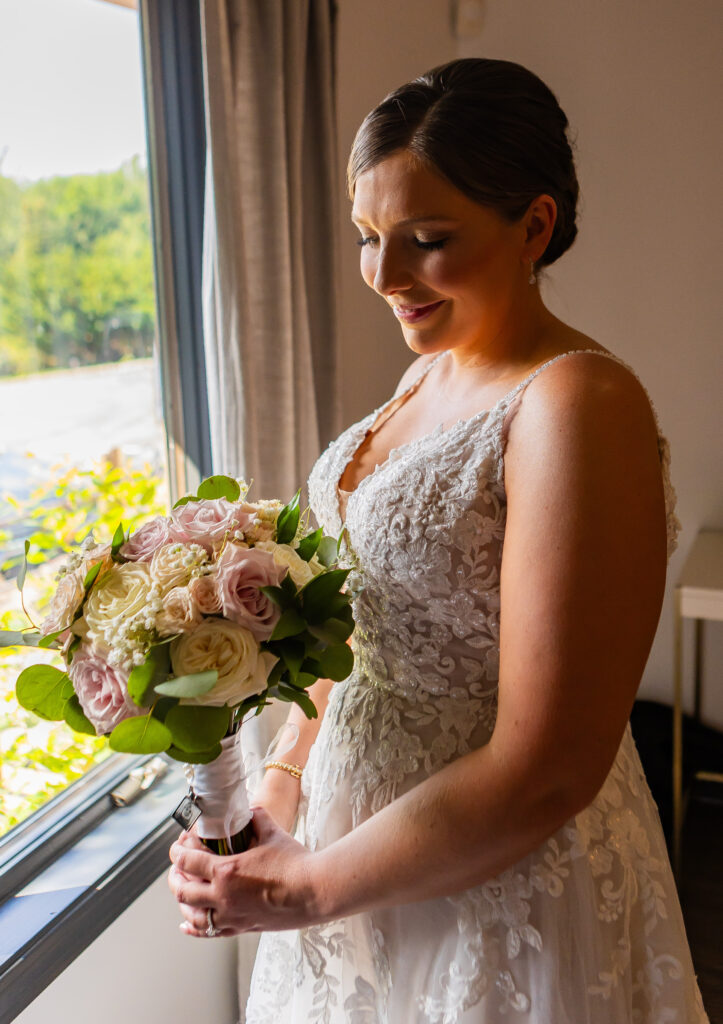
left=246, top=349, right=709, bottom=1024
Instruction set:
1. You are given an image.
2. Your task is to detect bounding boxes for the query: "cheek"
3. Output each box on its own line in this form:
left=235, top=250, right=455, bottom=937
left=359, top=251, right=377, bottom=289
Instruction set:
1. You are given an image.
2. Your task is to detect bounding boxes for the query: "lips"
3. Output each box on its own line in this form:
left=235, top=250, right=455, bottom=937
left=391, top=300, right=445, bottom=324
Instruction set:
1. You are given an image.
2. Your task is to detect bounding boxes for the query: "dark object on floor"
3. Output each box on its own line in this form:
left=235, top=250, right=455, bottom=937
left=629, top=699, right=723, bottom=846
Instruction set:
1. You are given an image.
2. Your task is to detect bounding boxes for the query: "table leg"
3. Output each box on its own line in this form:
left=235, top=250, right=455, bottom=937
left=672, top=589, right=684, bottom=882
left=693, top=618, right=703, bottom=722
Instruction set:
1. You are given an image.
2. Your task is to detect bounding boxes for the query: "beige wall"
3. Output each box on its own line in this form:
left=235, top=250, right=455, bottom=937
left=335, top=0, right=723, bottom=724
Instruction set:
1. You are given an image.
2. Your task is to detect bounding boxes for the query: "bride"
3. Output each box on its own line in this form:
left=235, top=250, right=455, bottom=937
left=168, top=58, right=709, bottom=1022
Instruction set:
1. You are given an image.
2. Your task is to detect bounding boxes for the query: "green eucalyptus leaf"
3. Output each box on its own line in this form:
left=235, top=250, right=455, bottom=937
left=275, top=490, right=301, bottom=545
left=280, top=573, right=298, bottom=599
left=316, top=536, right=338, bottom=567
left=155, top=669, right=218, bottom=699
left=296, top=527, right=322, bottom=561
left=259, top=584, right=294, bottom=610
left=300, top=568, right=351, bottom=623
left=63, top=694, right=96, bottom=735
left=288, top=688, right=318, bottom=719
left=127, top=644, right=171, bottom=707
left=264, top=658, right=285, bottom=688
left=38, top=630, right=66, bottom=649
left=196, top=475, right=241, bottom=501
left=172, top=495, right=194, bottom=509
left=16, top=664, right=74, bottom=720
left=275, top=684, right=318, bottom=719
left=280, top=639, right=305, bottom=680
left=291, top=671, right=318, bottom=691
left=0, top=629, right=44, bottom=649
left=111, top=521, right=125, bottom=558
left=165, top=743, right=222, bottom=764
left=83, top=561, right=102, bottom=590
left=316, top=643, right=354, bottom=682
left=270, top=608, right=306, bottom=641
left=165, top=704, right=231, bottom=752
left=109, top=714, right=172, bottom=754
left=307, top=617, right=353, bottom=645
left=17, top=539, right=30, bottom=593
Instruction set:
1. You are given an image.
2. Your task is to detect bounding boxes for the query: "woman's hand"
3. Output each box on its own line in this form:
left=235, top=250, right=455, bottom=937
left=168, top=806, right=320, bottom=937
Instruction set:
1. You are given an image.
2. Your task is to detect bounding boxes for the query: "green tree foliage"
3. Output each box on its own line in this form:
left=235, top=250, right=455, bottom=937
left=0, top=157, right=155, bottom=375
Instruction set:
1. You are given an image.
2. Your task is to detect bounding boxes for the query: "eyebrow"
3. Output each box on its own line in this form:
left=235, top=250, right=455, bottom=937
left=351, top=215, right=459, bottom=228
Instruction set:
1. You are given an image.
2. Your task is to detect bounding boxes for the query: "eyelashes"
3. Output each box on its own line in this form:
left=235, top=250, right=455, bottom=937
left=356, top=237, right=449, bottom=251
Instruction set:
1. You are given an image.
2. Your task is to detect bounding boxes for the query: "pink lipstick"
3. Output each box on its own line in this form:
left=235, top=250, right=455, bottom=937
left=392, top=300, right=445, bottom=324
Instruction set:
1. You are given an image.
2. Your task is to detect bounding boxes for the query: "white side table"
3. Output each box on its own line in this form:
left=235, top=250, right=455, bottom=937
left=672, top=529, right=723, bottom=880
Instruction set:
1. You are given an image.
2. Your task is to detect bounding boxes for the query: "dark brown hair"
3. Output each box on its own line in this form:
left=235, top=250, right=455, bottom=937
left=347, top=58, right=579, bottom=267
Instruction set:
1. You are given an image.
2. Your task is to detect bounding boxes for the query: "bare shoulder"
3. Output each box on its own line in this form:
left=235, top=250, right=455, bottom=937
left=507, top=349, right=660, bottom=461
left=392, top=352, right=440, bottom=398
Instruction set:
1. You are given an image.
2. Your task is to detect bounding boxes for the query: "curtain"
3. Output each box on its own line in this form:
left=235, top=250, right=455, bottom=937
left=201, top=0, right=340, bottom=499
left=199, top=3, right=339, bottom=1014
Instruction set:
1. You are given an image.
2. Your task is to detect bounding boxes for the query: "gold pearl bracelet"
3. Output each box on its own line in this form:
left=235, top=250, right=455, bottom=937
left=265, top=760, right=303, bottom=780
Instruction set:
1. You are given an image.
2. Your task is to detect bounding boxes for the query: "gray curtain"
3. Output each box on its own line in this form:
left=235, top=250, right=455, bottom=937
left=199, top=3, right=339, bottom=1014
left=201, top=0, right=340, bottom=501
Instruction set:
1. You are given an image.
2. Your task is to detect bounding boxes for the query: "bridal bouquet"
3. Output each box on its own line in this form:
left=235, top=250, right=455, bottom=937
left=2, top=475, right=355, bottom=853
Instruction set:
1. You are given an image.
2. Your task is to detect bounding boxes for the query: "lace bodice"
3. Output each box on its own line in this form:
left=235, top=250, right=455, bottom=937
left=309, top=349, right=680, bottom=705
left=247, top=350, right=706, bottom=1024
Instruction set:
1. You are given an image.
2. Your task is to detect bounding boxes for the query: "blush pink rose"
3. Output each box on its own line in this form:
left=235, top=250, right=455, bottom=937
left=188, top=573, right=223, bottom=615
left=169, top=499, right=253, bottom=552
left=215, top=544, right=286, bottom=640
left=120, top=517, right=172, bottom=562
left=41, top=570, right=85, bottom=637
left=68, top=643, right=141, bottom=734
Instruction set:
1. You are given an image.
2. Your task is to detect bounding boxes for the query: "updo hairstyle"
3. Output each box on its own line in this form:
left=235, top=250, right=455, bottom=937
left=347, top=58, right=579, bottom=267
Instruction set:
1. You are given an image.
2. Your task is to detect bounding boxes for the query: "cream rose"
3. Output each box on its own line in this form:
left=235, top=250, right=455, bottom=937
left=83, top=562, right=153, bottom=644
left=170, top=617, right=277, bottom=707
left=156, top=585, right=203, bottom=636
left=255, top=540, right=314, bottom=587
left=188, top=573, right=222, bottom=615
left=42, top=570, right=85, bottom=636
left=150, top=542, right=207, bottom=594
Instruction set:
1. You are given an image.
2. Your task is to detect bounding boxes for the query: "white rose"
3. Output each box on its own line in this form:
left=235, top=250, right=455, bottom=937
left=150, top=542, right=207, bottom=594
left=255, top=540, right=314, bottom=588
left=83, top=563, right=152, bottom=644
left=170, top=617, right=277, bottom=707
left=156, top=586, right=203, bottom=636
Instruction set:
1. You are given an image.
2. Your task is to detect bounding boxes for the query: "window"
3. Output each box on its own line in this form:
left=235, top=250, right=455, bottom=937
left=0, top=1, right=210, bottom=1015
left=0, top=0, right=167, bottom=837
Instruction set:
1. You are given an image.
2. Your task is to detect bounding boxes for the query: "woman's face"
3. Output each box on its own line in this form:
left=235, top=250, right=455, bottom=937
left=351, top=149, right=533, bottom=359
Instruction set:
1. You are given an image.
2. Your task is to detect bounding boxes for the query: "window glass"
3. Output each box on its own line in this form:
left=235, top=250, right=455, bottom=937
left=0, top=0, right=167, bottom=836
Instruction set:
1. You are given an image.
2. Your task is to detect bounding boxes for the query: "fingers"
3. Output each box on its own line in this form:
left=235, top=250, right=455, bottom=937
left=169, top=839, right=216, bottom=881
left=249, top=804, right=279, bottom=844
left=168, top=863, right=213, bottom=907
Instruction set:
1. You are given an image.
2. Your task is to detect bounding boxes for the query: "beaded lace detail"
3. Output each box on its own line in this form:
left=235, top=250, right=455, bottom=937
left=246, top=351, right=706, bottom=1024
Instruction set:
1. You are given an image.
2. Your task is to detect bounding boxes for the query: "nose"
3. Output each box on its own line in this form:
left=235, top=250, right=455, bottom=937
left=371, top=240, right=414, bottom=297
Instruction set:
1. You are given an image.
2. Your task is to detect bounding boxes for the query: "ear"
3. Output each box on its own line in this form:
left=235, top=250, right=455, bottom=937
left=522, top=194, right=557, bottom=264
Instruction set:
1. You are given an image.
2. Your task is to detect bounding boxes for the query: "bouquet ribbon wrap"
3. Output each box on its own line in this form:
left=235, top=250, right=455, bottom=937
left=191, top=724, right=299, bottom=844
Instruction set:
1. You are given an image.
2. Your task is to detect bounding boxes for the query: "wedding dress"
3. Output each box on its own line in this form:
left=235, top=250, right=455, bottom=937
left=246, top=349, right=709, bottom=1023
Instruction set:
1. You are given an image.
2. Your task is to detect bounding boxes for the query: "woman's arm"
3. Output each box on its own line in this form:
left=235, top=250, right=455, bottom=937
left=170, top=355, right=667, bottom=934
left=252, top=677, right=334, bottom=831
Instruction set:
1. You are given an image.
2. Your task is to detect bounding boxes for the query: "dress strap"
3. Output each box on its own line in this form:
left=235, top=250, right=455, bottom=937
left=499, top=348, right=660, bottom=427
left=495, top=347, right=681, bottom=560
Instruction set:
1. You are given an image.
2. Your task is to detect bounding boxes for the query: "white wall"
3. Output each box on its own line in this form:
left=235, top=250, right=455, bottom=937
left=15, top=874, right=239, bottom=1024
left=335, top=0, right=723, bottom=726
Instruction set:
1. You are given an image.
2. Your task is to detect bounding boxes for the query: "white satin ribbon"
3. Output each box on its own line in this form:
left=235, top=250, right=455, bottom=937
left=190, top=722, right=300, bottom=842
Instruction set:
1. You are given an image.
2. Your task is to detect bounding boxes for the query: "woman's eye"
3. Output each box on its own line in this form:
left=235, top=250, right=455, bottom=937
left=414, top=237, right=448, bottom=251
left=356, top=236, right=378, bottom=248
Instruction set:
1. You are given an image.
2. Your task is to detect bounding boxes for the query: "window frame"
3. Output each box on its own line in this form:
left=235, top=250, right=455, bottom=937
left=0, top=0, right=211, bottom=1013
